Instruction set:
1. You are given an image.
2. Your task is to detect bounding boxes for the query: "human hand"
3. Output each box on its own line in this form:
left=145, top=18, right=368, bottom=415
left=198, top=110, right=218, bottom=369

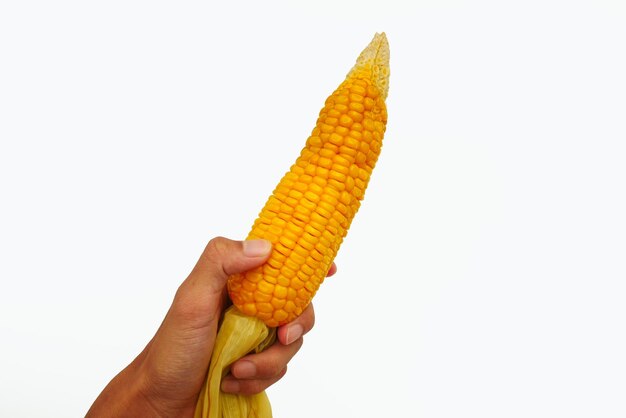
left=87, top=237, right=336, bottom=417
left=221, top=261, right=337, bottom=396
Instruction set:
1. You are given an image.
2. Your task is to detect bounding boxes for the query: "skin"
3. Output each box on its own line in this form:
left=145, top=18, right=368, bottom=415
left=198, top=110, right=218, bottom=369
left=86, top=237, right=336, bottom=418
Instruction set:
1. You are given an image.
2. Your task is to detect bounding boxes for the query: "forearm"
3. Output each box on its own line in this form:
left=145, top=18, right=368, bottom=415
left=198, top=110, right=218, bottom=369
left=86, top=362, right=159, bottom=418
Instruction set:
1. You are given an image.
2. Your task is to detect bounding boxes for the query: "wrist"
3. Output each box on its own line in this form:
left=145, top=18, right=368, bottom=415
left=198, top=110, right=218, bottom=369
left=87, top=361, right=162, bottom=418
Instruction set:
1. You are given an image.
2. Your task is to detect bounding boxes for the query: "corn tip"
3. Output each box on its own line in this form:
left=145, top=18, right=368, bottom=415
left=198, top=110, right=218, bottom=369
left=347, top=32, right=390, bottom=100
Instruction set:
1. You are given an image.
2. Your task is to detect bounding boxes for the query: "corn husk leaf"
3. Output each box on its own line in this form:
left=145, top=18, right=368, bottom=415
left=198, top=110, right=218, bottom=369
left=194, top=306, right=276, bottom=418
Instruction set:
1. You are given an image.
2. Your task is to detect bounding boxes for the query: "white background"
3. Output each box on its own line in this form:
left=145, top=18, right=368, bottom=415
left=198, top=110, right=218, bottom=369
left=1, top=1, right=625, bottom=417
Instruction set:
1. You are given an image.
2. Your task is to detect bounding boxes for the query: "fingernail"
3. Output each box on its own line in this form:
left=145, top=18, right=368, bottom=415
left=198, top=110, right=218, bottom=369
left=233, top=360, right=256, bottom=378
left=221, top=379, right=240, bottom=393
left=285, top=324, right=303, bottom=345
left=243, top=240, right=271, bottom=257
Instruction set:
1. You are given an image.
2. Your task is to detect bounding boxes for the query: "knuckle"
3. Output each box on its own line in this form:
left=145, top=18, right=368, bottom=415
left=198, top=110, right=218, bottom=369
left=261, top=356, right=285, bottom=377
left=238, top=368, right=287, bottom=395
left=260, top=345, right=300, bottom=377
left=172, top=284, right=195, bottom=316
left=171, top=289, right=205, bottom=322
left=253, top=348, right=290, bottom=378
left=171, top=281, right=222, bottom=324
left=205, top=236, right=228, bottom=259
left=291, top=336, right=304, bottom=351
left=239, top=380, right=268, bottom=395
left=200, top=236, right=234, bottom=279
left=299, top=304, right=315, bottom=330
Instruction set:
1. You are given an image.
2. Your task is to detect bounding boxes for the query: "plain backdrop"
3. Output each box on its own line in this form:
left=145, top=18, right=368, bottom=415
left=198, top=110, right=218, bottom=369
left=1, top=1, right=625, bottom=417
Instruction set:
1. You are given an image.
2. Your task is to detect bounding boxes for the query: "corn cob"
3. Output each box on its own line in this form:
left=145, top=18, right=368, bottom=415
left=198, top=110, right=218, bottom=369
left=228, top=32, right=389, bottom=327
left=195, top=33, right=390, bottom=418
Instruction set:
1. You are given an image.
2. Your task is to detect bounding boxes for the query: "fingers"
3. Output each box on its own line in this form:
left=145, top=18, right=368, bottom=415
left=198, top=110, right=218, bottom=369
left=222, top=304, right=316, bottom=395
left=222, top=340, right=302, bottom=395
left=236, top=337, right=303, bottom=378
left=221, top=338, right=302, bottom=395
left=277, top=303, right=315, bottom=346
left=222, top=366, right=289, bottom=395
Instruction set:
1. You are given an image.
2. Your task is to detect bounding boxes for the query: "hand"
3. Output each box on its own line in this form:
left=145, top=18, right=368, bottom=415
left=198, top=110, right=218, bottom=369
left=222, top=261, right=337, bottom=396
left=87, top=237, right=336, bottom=417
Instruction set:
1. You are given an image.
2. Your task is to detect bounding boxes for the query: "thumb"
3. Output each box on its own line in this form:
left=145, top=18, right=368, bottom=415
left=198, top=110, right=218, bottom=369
left=189, top=237, right=272, bottom=292
left=172, top=237, right=272, bottom=325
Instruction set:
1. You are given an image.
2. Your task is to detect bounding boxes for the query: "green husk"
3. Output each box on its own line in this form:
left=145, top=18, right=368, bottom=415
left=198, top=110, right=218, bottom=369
left=194, top=306, right=276, bottom=418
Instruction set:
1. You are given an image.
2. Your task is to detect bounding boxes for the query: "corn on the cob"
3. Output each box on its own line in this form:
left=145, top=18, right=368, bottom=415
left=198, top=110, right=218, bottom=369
left=195, top=33, right=390, bottom=418
left=228, top=32, right=389, bottom=327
